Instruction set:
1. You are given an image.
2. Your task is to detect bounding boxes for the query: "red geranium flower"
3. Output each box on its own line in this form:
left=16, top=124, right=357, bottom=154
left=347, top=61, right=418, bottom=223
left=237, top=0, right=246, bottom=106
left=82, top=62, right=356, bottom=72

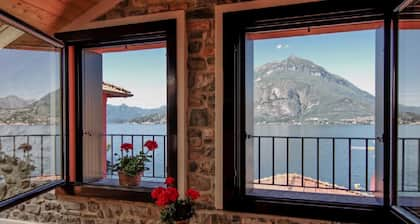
left=186, top=188, right=200, bottom=200
left=144, top=140, right=158, bottom=151
left=120, top=143, right=133, bottom=151
left=165, top=187, right=179, bottom=202
left=156, top=194, right=170, bottom=207
left=154, top=187, right=179, bottom=207
left=165, top=177, right=175, bottom=186
left=151, top=187, right=165, bottom=199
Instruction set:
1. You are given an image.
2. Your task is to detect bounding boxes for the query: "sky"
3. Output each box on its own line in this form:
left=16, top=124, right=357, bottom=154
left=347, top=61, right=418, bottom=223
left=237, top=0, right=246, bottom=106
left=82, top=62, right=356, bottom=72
left=253, top=30, right=377, bottom=96
left=103, top=48, right=166, bottom=108
left=1, top=29, right=419, bottom=108
left=398, top=30, right=420, bottom=107
left=0, top=49, right=60, bottom=100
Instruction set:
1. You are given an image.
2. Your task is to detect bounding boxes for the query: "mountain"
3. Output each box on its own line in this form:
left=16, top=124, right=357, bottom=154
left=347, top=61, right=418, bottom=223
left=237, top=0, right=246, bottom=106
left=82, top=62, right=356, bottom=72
left=0, top=95, right=34, bottom=109
left=107, top=104, right=166, bottom=124
left=254, top=56, right=376, bottom=124
left=130, top=112, right=166, bottom=124
left=0, top=90, right=60, bottom=125
left=0, top=91, right=166, bottom=125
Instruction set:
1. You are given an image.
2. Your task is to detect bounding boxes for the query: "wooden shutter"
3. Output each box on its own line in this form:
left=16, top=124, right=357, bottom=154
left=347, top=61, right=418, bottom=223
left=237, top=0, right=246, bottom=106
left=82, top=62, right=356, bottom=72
left=82, top=50, right=104, bottom=182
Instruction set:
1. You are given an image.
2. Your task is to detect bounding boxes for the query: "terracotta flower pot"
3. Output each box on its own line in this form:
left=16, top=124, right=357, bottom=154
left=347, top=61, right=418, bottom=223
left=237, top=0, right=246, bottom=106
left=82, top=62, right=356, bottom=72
left=118, top=171, right=143, bottom=186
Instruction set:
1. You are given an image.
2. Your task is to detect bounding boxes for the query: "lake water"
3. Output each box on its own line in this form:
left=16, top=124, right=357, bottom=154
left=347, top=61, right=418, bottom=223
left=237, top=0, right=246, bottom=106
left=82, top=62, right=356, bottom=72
left=0, top=124, right=418, bottom=191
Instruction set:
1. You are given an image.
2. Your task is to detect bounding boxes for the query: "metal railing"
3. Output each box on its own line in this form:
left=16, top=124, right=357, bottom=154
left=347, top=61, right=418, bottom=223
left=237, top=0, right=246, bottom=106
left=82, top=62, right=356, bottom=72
left=400, top=138, right=420, bottom=192
left=106, top=134, right=167, bottom=180
left=251, top=135, right=420, bottom=193
left=0, top=134, right=60, bottom=177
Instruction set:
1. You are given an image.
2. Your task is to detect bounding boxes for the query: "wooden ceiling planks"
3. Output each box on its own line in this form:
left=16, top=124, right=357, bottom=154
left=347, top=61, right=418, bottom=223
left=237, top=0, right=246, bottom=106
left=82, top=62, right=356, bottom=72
left=0, top=0, right=102, bottom=50
left=0, top=0, right=101, bottom=34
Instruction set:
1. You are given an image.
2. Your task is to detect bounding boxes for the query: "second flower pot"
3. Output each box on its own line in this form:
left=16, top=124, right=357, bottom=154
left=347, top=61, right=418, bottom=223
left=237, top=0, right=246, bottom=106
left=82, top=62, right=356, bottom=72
left=118, top=171, right=143, bottom=186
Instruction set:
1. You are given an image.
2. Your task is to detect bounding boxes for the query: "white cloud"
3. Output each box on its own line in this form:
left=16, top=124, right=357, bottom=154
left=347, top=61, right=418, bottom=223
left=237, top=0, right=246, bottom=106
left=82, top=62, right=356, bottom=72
left=276, top=44, right=289, bottom=49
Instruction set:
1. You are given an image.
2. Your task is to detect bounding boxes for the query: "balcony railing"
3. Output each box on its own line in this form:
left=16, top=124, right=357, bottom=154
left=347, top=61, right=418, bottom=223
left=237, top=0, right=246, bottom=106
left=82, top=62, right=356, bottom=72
left=0, top=134, right=60, bottom=177
left=251, top=135, right=420, bottom=193
left=105, top=134, right=167, bottom=180
left=0, top=134, right=416, bottom=190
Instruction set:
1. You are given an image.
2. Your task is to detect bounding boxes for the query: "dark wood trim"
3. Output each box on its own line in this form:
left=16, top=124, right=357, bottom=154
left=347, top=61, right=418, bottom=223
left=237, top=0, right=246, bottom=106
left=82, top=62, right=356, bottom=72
left=383, top=8, right=393, bottom=209
left=166, top=21, right=178, bottom=181
left=223, top=1, right=386, bottom=34
left=391, top=206, right=420, bottom=224
left=56, top=19, right=178, bottom=201
left=55, top=20, right=171, bottom=46
left=75, top=45, right=84, bottom=184
left=0, top=180, right=65, bottom=211
left=0, top=9, right=63, bottom=48
left=390, top=13, right=400, bottom=207
left=62, top=45, right=69, bottom=182
left=222, top=1, right=399, bottom=222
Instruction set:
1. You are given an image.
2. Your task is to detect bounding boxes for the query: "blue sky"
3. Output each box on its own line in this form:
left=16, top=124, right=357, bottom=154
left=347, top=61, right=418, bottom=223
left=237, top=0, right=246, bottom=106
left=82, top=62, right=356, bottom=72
left=103, top=48, right=166, bottom=108
left=0, top=49, right=60, bottom=99
left=0, top=29, right=419, bottom=107
left=254, top=30, right=377, bottom=95
left=398, top=30, right=420, bottom=107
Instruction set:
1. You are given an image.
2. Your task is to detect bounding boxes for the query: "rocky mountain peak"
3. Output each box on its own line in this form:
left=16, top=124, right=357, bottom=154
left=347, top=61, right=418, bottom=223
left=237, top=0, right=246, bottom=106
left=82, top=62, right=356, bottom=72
left=254, top=56, right=375, bottom=124
left=255, top=55, right=329, bottom=80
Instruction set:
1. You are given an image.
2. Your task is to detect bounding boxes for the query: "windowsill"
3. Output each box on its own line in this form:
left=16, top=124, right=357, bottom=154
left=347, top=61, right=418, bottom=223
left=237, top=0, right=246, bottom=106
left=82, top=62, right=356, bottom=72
left=56, top=179, right=164, bottom=202
left=85, top=177, right=165, bottom=191
left=247, top=188, right=381, bottom=205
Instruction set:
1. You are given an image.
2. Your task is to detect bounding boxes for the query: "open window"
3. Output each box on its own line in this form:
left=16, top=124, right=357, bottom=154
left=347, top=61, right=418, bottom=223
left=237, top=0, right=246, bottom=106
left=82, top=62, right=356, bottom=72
left=223, top=1, right=392, bottom=221
left=56, top=19, right=177, bottom=201
left=0, top=11, right=65, bottom=209
left=82, top=43, right=169, bottom=188
left=391, top=1, right=420, bottom=223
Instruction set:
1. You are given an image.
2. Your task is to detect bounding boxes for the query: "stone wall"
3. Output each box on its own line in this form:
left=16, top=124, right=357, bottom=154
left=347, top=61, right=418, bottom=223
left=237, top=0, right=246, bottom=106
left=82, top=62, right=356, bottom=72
left=0, top=0, right=345, bottom=223
left=0, top=150, right=37, bottom=200
left=0, top=190, right=338, bottom=224
left=97, top=0, right=230, bottom=208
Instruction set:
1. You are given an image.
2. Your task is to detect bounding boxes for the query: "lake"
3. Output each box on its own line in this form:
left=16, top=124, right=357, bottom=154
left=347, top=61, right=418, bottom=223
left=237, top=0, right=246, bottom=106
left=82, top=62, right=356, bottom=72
left=0, top=124, right=418, bottom=191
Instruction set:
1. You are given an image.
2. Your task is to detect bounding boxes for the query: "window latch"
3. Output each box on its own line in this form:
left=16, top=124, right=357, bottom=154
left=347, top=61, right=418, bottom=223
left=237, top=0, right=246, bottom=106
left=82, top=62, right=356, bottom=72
left=376, top=134, right=384, bottom=143
left=245, top=131, right=253, bottom=139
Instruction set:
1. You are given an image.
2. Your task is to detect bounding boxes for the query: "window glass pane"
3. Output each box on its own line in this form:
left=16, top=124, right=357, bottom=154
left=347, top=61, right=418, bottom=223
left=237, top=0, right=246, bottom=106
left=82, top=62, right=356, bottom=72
left=245, top=23, right=383, bottom=205
left=82, top=43, right=167, bottom=189
left=397, top=20, right=420, bottom=218
left=0, top=22, right=61, bottom=200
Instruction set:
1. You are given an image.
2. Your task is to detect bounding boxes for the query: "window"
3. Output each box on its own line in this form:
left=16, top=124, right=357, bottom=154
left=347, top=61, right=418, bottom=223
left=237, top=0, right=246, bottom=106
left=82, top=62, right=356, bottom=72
left=245, top=26, right=383, bottom=205
left=82, top=43, right=168, bottom=188
left=0, top=12, right=64, bottom=208
left=392, top=1, right=420, bottom=222
left=223, top=1, right=390, bottom=221
left=56, top=20, right=177, bottom=201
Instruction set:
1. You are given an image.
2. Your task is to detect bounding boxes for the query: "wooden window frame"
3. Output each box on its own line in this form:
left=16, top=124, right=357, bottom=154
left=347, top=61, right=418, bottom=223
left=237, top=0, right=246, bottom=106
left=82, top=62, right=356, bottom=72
left=222, top=1, right=401, bottom=222
left=390, top=1, right=420, bottom=223
left=0, top=10, right=67, bottom=211
left=55, top=19, right=178, bottom=202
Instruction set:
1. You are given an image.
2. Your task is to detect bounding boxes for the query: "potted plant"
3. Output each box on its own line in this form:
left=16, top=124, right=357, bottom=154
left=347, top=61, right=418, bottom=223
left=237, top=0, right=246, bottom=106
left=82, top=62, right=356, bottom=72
left=113, top=140, right=158, bottom=186
left=151, top=177, right=200, bottom=224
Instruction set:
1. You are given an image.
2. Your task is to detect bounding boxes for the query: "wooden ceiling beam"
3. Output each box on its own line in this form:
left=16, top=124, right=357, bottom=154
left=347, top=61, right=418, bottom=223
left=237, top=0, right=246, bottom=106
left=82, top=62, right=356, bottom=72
left=0, top=24, right=24, bottom=48
left=59, top=0, right=122, bottom=32
left=20, top=0, right=82, bottom=21
left=0, top=0, right=67, bottom=34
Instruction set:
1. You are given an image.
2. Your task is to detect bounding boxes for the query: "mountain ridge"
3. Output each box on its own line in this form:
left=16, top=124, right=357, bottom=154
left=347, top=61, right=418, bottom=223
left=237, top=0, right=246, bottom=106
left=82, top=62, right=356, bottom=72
left=254, top=56, right=375, bottom=124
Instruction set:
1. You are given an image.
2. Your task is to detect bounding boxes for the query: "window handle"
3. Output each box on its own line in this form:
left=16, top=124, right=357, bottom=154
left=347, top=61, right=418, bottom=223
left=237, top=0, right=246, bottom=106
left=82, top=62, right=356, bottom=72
left=245, top=132, right=253, bottom=139
left=376, top=134, right=384, bottom=143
